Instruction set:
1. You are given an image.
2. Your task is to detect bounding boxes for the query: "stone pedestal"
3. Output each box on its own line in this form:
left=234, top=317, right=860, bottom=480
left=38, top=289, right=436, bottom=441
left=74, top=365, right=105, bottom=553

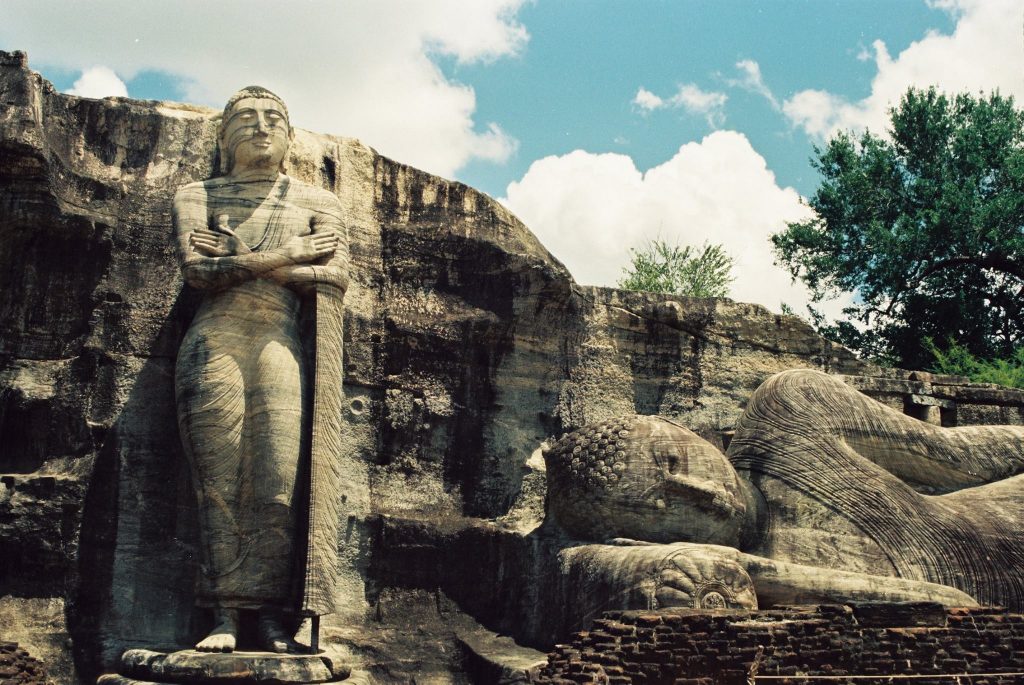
left=96, top=649, right=349, bottom=684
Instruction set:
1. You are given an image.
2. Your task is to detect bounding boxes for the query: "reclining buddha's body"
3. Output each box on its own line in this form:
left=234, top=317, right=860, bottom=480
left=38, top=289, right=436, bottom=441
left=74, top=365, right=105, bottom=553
left=543, top=369, right=1024, bottom=616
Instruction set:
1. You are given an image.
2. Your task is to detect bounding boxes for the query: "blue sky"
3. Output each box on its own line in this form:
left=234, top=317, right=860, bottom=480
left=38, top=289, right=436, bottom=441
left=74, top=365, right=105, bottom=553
left=455, top=0, right=956, bottom=199
left=2, top=0, right=1021, bottom=314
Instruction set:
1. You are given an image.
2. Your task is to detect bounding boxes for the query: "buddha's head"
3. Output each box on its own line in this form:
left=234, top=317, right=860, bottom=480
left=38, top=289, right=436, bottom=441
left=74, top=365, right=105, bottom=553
left=543, top=415, right=753, bottom=545
left=219, top=86, right=293, bottom=175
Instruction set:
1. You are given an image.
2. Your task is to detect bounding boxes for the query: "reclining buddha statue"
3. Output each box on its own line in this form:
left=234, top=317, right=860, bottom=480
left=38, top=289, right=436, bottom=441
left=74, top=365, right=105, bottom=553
left=542, top=369, right=1024, bottom=626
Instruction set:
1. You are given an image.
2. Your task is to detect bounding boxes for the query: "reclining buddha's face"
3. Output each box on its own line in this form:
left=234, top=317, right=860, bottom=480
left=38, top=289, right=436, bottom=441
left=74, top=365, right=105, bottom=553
left=543, top=415, right=752, bottom=545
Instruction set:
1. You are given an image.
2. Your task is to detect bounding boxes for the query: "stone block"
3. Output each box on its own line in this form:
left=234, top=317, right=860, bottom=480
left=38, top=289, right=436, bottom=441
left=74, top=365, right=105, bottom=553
left=115, top=650, right=347, bottom=684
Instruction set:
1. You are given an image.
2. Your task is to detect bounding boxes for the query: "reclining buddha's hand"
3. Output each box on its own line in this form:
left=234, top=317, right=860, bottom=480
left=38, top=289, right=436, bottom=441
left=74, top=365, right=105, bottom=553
left=652, top=543, right=758, bottom=611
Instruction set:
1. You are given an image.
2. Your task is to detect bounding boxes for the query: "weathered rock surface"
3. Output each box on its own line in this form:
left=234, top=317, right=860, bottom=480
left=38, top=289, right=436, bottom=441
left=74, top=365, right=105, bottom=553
left=0, top=600, right=69, bottom=685
left=4, top=50, right=1024, bottom=683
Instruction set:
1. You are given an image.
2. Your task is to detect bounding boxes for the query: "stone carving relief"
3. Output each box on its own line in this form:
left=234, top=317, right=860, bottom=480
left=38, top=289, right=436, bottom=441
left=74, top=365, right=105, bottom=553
left=173, top=86, right=348, bottom=654
left=542, top=369, right=1024, bottom=627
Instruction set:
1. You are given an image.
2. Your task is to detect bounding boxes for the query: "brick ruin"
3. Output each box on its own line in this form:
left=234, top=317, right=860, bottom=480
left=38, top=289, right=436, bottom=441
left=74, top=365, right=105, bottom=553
left=536, top=604, right=1024, bottom=684
left=0, top=643, right=50, bottom=685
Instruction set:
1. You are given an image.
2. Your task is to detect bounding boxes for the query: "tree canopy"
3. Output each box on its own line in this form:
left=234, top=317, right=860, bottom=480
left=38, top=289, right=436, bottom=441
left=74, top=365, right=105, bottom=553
left=926, top=338, right=1024, bottom=389
left=772, top=88, right=1024, bottom=369
left=619, top=239, right=734, bottom=298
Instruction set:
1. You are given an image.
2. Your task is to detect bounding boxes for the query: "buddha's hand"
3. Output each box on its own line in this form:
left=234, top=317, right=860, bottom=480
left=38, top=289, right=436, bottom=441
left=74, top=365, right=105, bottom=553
left=189, top=218, right=252, bottom=257
left=653, top=545, right=757, bottom=611
left=280, top=231, right=339, bottom=264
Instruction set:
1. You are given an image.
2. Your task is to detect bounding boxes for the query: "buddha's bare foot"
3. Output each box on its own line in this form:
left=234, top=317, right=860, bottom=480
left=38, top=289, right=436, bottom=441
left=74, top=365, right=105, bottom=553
left=257, top=610, right=301, bottom=654
left=195, top=609, right=239, bottom=652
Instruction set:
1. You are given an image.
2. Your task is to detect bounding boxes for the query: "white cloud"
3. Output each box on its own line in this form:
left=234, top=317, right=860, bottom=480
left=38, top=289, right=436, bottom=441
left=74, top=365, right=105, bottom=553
left=501, top=131, right=846, bottom=316
left=633, top=87, right=665, bottom=112
left=783, top=0, right=1024, bottom=139
left=671, top=85, right=727, bottom=126
left=633, top=84, right=728, bottom=126
left=783, top=89, right=851, bottom=140
left=0, top=0, right=528, bottom=178
left=65, top=65, right=128, bottom=99
left=729, top=60, right=780, bottom=110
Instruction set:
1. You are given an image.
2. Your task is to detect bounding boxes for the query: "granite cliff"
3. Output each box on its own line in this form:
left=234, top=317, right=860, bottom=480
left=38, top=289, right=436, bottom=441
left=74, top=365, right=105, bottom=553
left=3, top=51, right=1024, bottom=683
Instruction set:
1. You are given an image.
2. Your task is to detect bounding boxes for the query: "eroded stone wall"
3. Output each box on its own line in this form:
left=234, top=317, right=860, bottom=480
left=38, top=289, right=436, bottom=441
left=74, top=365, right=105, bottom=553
left=842, top=372, right=1024, bottom=429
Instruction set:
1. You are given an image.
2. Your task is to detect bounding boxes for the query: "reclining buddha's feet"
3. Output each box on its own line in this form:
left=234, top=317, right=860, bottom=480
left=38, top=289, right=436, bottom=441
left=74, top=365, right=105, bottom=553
left=195, top=608, right=239, bottom=653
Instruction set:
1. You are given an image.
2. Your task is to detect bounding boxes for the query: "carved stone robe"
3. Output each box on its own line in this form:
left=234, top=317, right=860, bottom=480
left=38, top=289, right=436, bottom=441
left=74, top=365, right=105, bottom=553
left=173, top=174, right=346, bottom=609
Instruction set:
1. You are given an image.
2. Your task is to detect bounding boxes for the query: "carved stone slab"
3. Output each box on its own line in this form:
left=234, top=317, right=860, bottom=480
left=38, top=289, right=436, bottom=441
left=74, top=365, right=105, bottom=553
left=98, top=676, right=164, bottom=685
left=102, top=649, right=349, bottom=684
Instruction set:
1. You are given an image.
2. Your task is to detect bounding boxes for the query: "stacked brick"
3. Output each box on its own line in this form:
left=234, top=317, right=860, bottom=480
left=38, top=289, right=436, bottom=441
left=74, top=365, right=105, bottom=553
left=536, top=604, right=1024, bottom=684
left=0, top=643, right=49, bottom=685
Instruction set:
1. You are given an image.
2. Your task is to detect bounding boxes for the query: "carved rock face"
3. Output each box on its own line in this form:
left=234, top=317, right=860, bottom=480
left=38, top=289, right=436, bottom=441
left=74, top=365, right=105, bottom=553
left=544, top=415, right=749, bottom=545
left=220, top=96, right=291, bottom=174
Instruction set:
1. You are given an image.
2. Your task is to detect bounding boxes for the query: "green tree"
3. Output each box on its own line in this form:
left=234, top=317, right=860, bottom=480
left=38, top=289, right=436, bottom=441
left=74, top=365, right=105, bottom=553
left=926, top=338, right=1024, bottom=389
left=772, top=88, right=1024, bottom=369
left=619, top=239, right=734, bottom=297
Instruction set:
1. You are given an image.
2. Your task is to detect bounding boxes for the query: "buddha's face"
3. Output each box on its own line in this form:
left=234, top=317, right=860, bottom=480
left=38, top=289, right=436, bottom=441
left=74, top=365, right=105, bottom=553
left=220, top=96, right=291, bottom=174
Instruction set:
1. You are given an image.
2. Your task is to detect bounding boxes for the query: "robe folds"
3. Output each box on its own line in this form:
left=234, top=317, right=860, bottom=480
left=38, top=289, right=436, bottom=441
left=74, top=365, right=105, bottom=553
left=173, top=175, right=347, bottom=610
